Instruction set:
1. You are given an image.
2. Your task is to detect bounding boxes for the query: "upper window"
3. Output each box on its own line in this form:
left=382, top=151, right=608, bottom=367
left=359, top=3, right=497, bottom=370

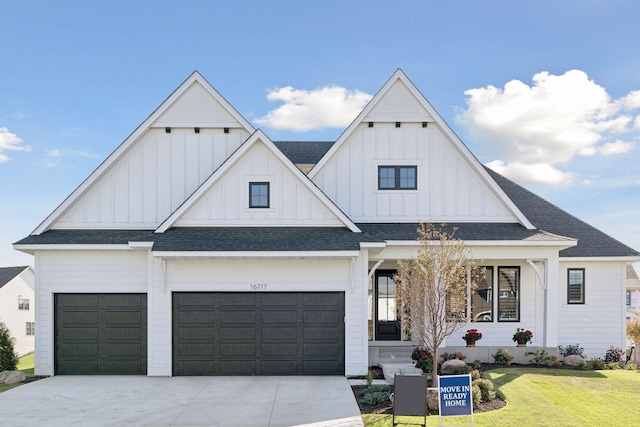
left=249, top=182, right=270, bottom=208
left=18, top=298, right=29, bottom=310
left=627, top=290, right=632, bottom=306
left=378, top=166, right=417, bottom=190
left=498, top=267, right=520, bottom=322
left=472, top=267, right=494, bottom=322
left=568, top=268, right=585, bottom=304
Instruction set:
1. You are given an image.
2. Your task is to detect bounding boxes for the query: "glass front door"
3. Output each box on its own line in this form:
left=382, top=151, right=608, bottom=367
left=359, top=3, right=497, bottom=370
left=375, top=270, right=401, bottom=340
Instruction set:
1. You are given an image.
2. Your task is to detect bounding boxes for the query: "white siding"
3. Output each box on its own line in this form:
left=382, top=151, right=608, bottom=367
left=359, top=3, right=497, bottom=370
left=176, top=142, right=344, bottom=226
left=54, top=128, right=249, bottom=229
left=557, top=261, right=627, bottom=359
left=313, top=122, right=515, bottom=222
left=33, top=251, right=148, bottom=376
left=0, top=269, right=35, bottom=356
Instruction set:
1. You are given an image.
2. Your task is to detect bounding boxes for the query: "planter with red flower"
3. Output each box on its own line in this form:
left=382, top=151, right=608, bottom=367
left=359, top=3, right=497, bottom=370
left=461, top=328, right=483, bottom=347
left=411, top=346, right=434, bottom=374
left=512, top=328, right=533, bottom=346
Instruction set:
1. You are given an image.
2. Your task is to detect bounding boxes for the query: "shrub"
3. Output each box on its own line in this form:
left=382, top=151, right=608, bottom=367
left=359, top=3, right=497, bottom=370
left=440, top=352, right=467, bottom=362
left=445, top=365, right=472, bottom=375
left=470, top=369, right=482, bottom=381
left=473, top=359, right=482, bottom=370
left=471, top=384, right=482, bottom=408
left=411, top=346, right=434, bottom=373
left=589, top=357, right=605, bottom=369
left=606, top=362, right=620, bottom=370
left=362, top=385, right=391, bottom=405
left=604, top=346, right=624, bottom=363
left=475, top=378, right=496, bottom=402
left=558, top=344, right=585, bottom=358
left=576, top=359, right=587, bottom=370
left=526, top=350, right=561, bottom=367
left=0, top=321, right=19, bottom=371
left=492, top=348, right=514, bottom=365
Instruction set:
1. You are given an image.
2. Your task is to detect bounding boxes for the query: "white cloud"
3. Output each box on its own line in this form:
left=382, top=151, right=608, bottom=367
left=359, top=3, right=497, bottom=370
left=457, top=70, right=639, bottom=186
left=599, top=140, right=635, bottom=156
left=254, top=85, right=372, bottom=131
left=0, top=127, right=31, bottom=163
left=42, top=147, right=100, bottom=167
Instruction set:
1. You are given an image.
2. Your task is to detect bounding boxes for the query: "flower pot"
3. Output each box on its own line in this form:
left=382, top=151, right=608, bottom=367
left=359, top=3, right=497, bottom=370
left=516, top=339, right=527, bottom=347
left=465, top=340, right=476, bottom=347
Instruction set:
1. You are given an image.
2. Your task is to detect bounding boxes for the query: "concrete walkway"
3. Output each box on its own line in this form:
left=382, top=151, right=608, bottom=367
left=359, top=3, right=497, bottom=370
left=0, top=376, right=364, bottom=427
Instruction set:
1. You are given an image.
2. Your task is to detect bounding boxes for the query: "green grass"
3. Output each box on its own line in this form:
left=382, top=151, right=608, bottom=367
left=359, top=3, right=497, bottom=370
left=363, top=368, right=640, bottom=427
left=0, top=353, right=35, bottom=393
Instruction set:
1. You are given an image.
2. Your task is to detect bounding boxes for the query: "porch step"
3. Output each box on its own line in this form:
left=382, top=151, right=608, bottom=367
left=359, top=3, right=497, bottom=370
left=379, top=362, right=423, bottom=383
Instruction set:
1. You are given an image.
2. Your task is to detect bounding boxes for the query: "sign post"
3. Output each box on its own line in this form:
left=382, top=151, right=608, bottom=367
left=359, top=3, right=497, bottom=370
left=437, top=374, right=474, bottom=426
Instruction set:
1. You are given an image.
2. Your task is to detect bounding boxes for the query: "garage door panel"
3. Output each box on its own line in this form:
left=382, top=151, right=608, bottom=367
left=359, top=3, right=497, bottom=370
left=173, top=292, right=344, bottom=376
left=55, top=293, right=147, bottom=375
left=177, top=326, right=215, bottom=340
left=178, top=311, right=215, bottom=324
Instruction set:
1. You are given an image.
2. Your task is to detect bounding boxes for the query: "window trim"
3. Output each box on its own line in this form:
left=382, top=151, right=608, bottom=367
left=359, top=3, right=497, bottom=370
left=567, top=268, right=586, bottom=305
left=497, top=266, right=520, bottom=322
left=627, top=290, right=632, bottom=306
left=18, top=298, right=29, bottom=310
left=249, top=182, right=270, bottom=209
left=26, top=322, right=35, bottom=336
left=378, top=165, right=417, bottom=190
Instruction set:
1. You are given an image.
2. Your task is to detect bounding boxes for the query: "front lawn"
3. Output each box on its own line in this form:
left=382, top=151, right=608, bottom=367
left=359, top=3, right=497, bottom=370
left=0, top=353, right=35, bottom=393
left=363, top=368, right=640, bottom=426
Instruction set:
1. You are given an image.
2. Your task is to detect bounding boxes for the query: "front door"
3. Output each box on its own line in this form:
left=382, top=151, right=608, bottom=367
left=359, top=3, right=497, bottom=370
left=375, top=270, right=401, bottom=340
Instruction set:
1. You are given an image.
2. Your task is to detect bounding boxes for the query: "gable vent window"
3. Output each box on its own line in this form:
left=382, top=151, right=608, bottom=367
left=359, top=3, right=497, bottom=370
left=249, top=182, right=270, bottom=208
left=568, top=268, right=585, bottom=304
left=378, top=166, right=417, bottom=190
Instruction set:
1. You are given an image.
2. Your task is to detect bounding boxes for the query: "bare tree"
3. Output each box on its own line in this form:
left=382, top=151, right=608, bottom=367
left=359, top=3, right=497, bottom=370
left=627, top=318, right=640, bottom=364
left=396, top=223, right=484, bottom=384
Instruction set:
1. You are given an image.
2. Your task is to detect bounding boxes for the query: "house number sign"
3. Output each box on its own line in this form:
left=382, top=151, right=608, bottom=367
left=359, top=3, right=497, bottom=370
left=250, top=283, right=267, bottom=290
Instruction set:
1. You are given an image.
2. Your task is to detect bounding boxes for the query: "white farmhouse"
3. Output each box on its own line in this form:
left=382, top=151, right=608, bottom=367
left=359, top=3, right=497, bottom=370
left=0, top=266, right=35, bottom=356
left=14, top=70, right=640, bottom=377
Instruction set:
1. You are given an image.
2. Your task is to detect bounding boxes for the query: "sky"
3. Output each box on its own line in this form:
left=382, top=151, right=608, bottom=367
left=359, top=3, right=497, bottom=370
left=1, top=1, right=639, bottom=267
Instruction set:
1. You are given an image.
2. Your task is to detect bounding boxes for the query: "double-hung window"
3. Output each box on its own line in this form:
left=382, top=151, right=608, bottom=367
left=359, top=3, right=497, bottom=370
left=497, top=267, right=520, bottom=321
left=567, top=268, right=585, bottom=304
left=249, top=182, right=270, bottom=208
left=26, top=322, right=35, bottom=336
left=18, top=298, right=29, bottom=310
left=378, top=166, right=417, bottom=190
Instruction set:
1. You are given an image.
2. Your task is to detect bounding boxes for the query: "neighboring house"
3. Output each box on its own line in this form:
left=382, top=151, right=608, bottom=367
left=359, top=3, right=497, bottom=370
left=627, top=264, right=640, bottom=319
left=14, top=70, right=640, bottom=377
left=0, top=266, right=35, bottom=356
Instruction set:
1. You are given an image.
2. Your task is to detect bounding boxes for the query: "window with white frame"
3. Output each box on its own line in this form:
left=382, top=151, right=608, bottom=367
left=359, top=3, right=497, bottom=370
left=18, top=298, right=29, bottom=310
left=26, top=322, right=35, bottom=336
left=567, top=268, right=585, bottom=304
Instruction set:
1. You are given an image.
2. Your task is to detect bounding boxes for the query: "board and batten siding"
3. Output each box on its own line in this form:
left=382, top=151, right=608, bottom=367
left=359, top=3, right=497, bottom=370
left=33, top=250, right=149, bottom=376
left=557, top=261, right=627, bottom=359
left=176, top=141, right=344, bottom=227
left=53, top=128, right=249, bottom=229
left=312, top=122, right=516, bottom=222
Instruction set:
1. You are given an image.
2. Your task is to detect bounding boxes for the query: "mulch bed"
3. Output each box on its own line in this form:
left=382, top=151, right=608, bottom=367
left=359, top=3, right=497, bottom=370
left=351, top=362, right=583, bottom=415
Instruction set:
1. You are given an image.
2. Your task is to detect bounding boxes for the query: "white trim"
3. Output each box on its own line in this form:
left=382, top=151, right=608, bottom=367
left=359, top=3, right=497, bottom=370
left=155, top=130, right=361, bottom=234
left=32, top=71, right=255, bottom=235
left=560, top=256, right=640, bottom=262
left=14, top=244, right=132, bottom=252
left=128, top=241, right=154, bottom=250
left=308, top=69, right=535, bottom=230
left=152, top=250, right=360, bottom=258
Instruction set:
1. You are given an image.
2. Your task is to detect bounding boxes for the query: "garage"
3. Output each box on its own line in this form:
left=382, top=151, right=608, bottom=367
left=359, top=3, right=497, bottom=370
left=54, top=293, right=147, bottom=375
left=173, top=292, right=345, bottom=375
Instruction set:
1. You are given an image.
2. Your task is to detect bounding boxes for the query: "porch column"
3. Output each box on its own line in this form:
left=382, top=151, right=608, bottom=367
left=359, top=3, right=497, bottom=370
left=544, top=254, right=560, bottom=348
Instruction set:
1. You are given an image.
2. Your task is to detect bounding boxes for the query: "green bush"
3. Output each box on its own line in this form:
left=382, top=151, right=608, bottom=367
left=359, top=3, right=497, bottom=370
left=576, top=359, right=587, bottom=370
left=589, top=357, right=605, bottom=369
left=492, top=348, right=514, bottom=365
left=471, top=384, right=481, bottom=408
left=606, top=362, right=620, bottom=370
left=0, top=322, right=19, bottom=371
left=445, top=365, right=472, bottom=375
left=362, top=385, right=391, bottom=405
left=604, top=346, right=624, bottom=363
left=526, top=350, right=561, bottom=367
left=558, top=344, right=585, bottom=358
left=470, top=369, right=482, bottom=381
left=475, top=378, right=496, bottom=401
left=440, top=352, right=467, bottom=362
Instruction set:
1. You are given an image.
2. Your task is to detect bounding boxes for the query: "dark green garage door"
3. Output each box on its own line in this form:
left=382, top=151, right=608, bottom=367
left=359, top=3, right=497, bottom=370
left=173, top=292, right=345, bottom=375
left=54, top=294, right=147, bottom=375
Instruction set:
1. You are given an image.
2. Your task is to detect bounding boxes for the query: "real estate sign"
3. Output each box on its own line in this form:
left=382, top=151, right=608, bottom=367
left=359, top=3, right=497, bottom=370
left=438, top=374, right=474, bottom=425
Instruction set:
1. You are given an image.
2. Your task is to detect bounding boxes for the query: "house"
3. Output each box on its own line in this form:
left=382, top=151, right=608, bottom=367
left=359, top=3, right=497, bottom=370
left=14, top=70, right=640, bottom=377
left=627, top=264, right=640, bottom=318
left=0, top=266, right=35, bottom=356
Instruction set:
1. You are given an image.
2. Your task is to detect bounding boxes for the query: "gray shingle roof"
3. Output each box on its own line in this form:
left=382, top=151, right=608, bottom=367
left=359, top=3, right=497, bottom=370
left=15, top=228, right=379, bottom=252
left=0, top=266, right=29, bottom=289
left=273, top=141, right=335, bottom=165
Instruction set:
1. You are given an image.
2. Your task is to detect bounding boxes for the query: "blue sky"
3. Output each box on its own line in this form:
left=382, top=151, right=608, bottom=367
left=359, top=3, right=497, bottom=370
left=1, top=1, right=639, bottom=266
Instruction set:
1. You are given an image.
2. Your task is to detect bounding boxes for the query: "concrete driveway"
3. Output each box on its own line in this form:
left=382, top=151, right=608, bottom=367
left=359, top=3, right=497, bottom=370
left=0, top=376, right=364, bottom=427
